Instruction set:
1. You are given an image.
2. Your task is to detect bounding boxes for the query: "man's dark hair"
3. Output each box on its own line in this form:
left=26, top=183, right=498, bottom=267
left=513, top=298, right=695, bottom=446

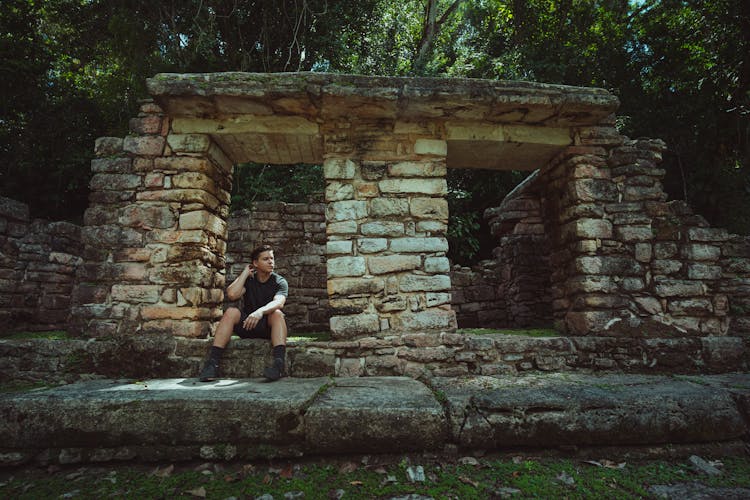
left=251, top=244, right=274, bottom=262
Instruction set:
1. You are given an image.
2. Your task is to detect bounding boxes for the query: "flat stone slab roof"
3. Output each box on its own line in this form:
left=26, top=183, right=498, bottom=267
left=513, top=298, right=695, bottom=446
left=146, top=73, right=620, bottom=169
left=2, top=373, right=749, bottom=465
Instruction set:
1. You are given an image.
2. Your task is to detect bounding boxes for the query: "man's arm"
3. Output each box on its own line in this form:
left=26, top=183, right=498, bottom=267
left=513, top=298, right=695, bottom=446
left=226, top=265, right=254, bottom=301
left=242, top=294, right=286, bottom=330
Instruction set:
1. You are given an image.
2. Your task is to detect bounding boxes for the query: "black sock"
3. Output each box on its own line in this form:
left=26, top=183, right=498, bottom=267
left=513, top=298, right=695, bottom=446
left=209, top=346, right=225, bottom=361
left=272, top=344, right=286, bottom=362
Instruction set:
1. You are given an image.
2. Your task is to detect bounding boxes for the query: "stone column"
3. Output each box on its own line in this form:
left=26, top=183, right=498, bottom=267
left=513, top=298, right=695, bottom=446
left=323, top=123, right=457, bottom=339
left=70, top=100, right=233, bottom=338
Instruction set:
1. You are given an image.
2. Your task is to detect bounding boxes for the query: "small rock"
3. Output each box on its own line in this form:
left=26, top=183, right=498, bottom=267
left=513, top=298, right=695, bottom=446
left=255, top=495, right=275, bottom=500
left=458, top=457, right=479, bottom=466
left=60, top=491, right=81, bottom=499
left=284, top=492, right=305, bottom=499
left=494, top=487, right=522, bottom=498
left=406, top=465, right=425, bottom=483
left=328, top=489, right=345, bottom=500
left=689, top=455, right=722, bottom=476
left=556, top=471, right=575, bottom=486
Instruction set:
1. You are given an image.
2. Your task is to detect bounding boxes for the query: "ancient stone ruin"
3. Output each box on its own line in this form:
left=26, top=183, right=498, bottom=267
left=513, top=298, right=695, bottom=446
left=61, top=72, right=749, bottom=344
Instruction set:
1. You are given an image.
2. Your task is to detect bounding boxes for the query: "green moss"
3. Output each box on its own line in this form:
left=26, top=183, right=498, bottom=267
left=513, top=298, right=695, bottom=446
left=0, top=330, right=69, bottom=340
left=0, top=381, right=51, bottom=394
left=288, top=331, right=332, bottom=342
left=459, top=327, right=559, bottom=337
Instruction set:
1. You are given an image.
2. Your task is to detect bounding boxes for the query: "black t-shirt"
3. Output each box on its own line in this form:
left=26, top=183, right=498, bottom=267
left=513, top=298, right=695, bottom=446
left=242, top=272, right=289, bottom=313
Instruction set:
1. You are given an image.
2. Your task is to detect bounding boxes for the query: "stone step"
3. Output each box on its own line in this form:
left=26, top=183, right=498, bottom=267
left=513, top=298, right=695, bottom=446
left=2, top=333, right=749, bottom=384
left=2, top=373, right=750, bottom=465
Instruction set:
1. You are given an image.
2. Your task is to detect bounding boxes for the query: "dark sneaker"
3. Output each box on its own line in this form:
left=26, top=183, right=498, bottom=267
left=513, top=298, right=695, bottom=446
left=263, top=358, right=285, bottom=382
left=199, top=358, right=220, bottom=382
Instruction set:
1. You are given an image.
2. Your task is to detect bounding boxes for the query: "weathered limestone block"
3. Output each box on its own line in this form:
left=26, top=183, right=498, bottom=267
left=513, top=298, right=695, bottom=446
left=166, top=134, right=211, bottom=153
left=410, top=198, right=449, bottom=220
left=654, top=279, right=706, bottom=298
left=574, top=256, right=642, bottom=275
left=90, top=173, right=142, bottom=191
left=91, top=157, right=132, bottom=174
left=357, top=238, right=388, bottom=253
left=668, top=299, right=714, bottom=316
left=390, top=237, right=448, bottom=253
left=328, top=277, right=385, bottom=296
left=378, top=179, right=447, bottom=195
left=360, top=221, right=404, bottom=237
left=370, top=198, right=409, bottom=217
left=615, top=225, right=653, bottom=242
left=687, top=263, right=722, bottom=280
left=569, top=179, right=618, bottom=202
left=682, top=244, right=721, bottom=261
left=564, top=218, right=613, bottom=240
left=179, top=210, right=226, bottom=236
left=393, top=309, right=457, bottom=331
left=323, top=158, right=356, bottom=179
left=94, top=137, right=125, bottom=157
left=388, top=161, right=446, bottom=177
left=368, top=255, right=421, bottom=275
left=329, top=313, right=380, bottom=336
left=123, top=135, right=165, bottom=156
left=424, top=257, right=450, bottom=273
left=326, top=240, right=353, bottom=255
left=325, top=182, right=355, bottom=201
left=400, top=275, right=451, bottom=292
left=413, top=139, right=447, bottom=156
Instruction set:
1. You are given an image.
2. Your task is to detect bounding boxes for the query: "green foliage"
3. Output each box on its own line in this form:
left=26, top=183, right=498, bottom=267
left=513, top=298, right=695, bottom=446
left=230, top=163, right=324, bottom=209
left=459, top=327, right=558, bottom=337
left=0, top=330, right=69, bottom=340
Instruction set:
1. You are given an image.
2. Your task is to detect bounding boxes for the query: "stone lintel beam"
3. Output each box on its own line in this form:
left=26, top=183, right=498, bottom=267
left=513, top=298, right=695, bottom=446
left=147, top=72, right=619, bottom=127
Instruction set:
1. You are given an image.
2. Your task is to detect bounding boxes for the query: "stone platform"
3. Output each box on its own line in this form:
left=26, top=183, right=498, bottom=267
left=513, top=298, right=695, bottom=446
left=2, top=333, right=749, bottom=385
left=2, top=373, right=750, bottom=465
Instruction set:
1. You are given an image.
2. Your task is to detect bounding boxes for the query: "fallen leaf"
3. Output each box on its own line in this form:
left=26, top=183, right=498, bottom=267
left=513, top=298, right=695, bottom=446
left=262, top=474, right=272, bottom=485
left=600, top=459, right=626, bottom=469
left=224, top=474, right=237, bottom=483
left=280, top=466, right=294, bottom=479
left=350, top=481, right=363, bottom=486
left=458, top=457, right=479, bottom=466
left=186, top=486, right=206, bottom=498
left=339, top=462, right=358, bottom=474
left=583, top=460, right=603, bottom=467
left=459, top=476, right=479, bottom=487
left=372, top=466, right=387, bottom=474
left=511, top=471, right=521, bottom=478
left=152, top=464, right=174, bottom=478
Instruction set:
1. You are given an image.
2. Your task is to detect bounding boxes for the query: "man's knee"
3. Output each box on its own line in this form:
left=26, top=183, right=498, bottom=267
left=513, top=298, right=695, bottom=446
left=222, top=307, right=242, bottom=324
left=268, top=309, right=285, bottom=325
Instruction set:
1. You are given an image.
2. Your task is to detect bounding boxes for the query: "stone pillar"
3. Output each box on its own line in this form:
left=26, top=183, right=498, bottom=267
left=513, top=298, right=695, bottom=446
left=71, top=100, right=233, bottom=338
left=323, top=124, right=457, bottom=339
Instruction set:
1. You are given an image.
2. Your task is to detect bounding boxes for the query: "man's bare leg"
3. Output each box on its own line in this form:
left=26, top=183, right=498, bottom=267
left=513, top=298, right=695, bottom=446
left=264, top=310, right=288, bottom=381
left=199, top=307, right=241, bottom=381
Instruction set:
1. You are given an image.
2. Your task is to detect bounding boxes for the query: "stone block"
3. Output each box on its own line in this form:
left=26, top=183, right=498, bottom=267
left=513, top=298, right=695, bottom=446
left=569, top=179, right=618, bottom=202
left=360, top=221, right=404, bottom=237
left=111, top=284, right=161, bottom=304
left=326, top=200, right=367, bottom=222
left=119, top=204, right=177, bottom=230
left=410, top=198, right=448, bottom=220
left=574, top=256, right=642, bottom=275
left=687, top=263, right=722, bottom=280
left=323, top=158, right=356, bottom=179
left=326, top=240, right=353, bottom=255
left=329, top=313, right=380, bottom=336
left=390, top=237, right=448, bottom=253
left=356, top=183, right=379, bottom=198
left=565, top=218, right=613, bottom=240
left=179, top=211, right=226, bottom=236
left=327, top=256, right=366, bottom=277
left=654, top=279, right=706, bottom=298
left=325, top=182, right=355, bottom=201
left=327, top=221, right=358, bottom=235
left=172, top=172, right=217, bottom=192
left=376, top=295, right=408, bottom=312
left=389, top=161, right=446, bottom=177
left=94, top=137, right=124, bottom=157
left=688, top=227, right=729, bottom=242
left=122, top=135, right=165, bottom=156
left=682, top=244, right=721, bottom=261
left=357, top=238, right=388, bottom=253
left=424, top=257, right=450, bottom=273
left=400, top=275, right=451, bottom=292
left=90, top=173, right=142, bottom=191
left=91, top=157, right=132, bottom=174
left=615, top=225, right=653, bottom=242
left=369, top=198, right=409, bottom=217
left=368, top=255, right=421, bottom=274
left=426, top=292, right=452, bottom=307
left=416, top=221, right=447, bottom=234
left=129, top=115, right=164, bottom=135
left=378, top=179, right=447, bottom=195
left=668, top=298, right=713, bottom=316
left=166, top=134, right=211, bottom=153
left=328, top=277, right=384, bottom=296
left=634, top=243, right=652, bottom=262
left=414, top=139, right=447, bottom=156
left=652, top=259, right=682, bottom=275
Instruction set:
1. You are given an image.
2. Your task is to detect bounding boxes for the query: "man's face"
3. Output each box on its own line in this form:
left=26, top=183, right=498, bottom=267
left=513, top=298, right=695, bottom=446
left=253, top=250, right=275, bottom=273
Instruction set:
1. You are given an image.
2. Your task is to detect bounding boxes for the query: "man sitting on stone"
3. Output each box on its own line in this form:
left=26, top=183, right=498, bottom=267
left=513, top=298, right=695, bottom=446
left=199, top=244, right=289, bottom=382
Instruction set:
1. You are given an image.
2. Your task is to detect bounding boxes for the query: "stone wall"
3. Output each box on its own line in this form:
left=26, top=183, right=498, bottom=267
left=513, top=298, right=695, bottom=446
left=70, top=100, right=232, bottom=338
left=226, top=202, right=329, bottom=332
left=483, top=129, right=750, bottom=337
left=0, top=197, right=81, bottom=332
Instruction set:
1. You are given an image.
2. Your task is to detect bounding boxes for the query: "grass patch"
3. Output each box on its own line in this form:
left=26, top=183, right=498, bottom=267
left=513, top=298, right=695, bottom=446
left=1, top=455, right=750, bottom=499
left=287, top=331, right=332, bottom=343
left=0, top=330, right=69, bottom=340
left=459, top=327, right=559, bottom=337
left=0, top=380, right=51, bottom=394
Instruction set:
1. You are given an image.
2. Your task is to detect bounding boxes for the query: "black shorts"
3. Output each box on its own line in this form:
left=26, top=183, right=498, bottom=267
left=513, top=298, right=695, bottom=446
left=233, top=311, right=271, bottom=339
